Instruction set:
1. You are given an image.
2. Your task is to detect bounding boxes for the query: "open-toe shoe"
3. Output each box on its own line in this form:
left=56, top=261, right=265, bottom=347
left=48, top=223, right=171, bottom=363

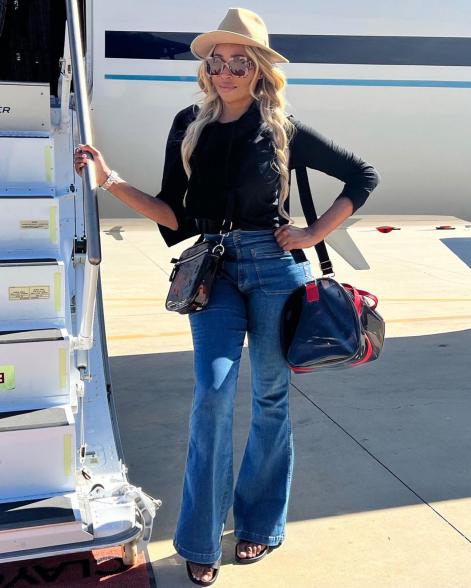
left=185, top=558, right=221, bottom=586
left=234, top=540, right=282, bottom=565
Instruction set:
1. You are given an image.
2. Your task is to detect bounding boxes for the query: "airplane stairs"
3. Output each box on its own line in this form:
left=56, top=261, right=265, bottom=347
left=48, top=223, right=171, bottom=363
left=0, top=79, right=159, bottom=565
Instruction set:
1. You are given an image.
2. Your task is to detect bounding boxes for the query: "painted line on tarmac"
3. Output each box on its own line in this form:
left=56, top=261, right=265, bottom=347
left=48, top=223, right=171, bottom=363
left=385, top=315, right=471, bottom=323
left=108, top=332, right=189, bottom=340
left=291, top=381, right=471, bottom=546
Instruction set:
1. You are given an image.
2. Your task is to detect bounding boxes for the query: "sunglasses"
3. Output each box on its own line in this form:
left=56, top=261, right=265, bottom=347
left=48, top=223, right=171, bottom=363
left=205, top=56, right=254, bottom=77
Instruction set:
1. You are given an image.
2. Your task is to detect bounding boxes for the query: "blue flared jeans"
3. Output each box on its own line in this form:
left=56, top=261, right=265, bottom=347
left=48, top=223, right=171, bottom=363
left=173, top=229, right=312, bottom=564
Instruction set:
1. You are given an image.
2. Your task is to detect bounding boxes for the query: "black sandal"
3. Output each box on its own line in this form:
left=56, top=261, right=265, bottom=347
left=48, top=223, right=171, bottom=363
left=185, top=558, right=221, bottom=586
left=235, top=541, right=282, bottom=565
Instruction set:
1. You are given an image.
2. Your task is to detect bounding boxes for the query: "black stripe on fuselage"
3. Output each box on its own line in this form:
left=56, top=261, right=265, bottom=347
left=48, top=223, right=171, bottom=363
left=105, top=31, right=471, bottom=66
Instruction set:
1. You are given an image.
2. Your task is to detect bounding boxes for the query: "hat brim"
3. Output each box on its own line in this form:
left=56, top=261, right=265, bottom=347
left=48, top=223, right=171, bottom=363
left=190, top=30, right=289, bottom=64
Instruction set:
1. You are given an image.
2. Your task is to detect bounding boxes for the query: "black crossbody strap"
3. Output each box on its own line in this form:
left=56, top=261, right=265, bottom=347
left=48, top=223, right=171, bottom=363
left=220, top=188, right=236, bottom=233
left=295, top=167, right=334, bottom=276
left=220, top=126, right=237, bottom=233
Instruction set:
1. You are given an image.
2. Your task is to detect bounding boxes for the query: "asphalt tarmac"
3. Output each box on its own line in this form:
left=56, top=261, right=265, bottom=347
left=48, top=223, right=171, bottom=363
left=100, top=216, right=471, bottom=588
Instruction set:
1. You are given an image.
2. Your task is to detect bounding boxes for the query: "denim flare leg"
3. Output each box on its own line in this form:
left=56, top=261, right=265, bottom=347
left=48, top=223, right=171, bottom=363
left=173, top=229, right=312, bottom=564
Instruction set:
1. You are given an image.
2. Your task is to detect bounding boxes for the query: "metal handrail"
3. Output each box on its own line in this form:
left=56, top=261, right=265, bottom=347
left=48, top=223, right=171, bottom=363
left=65, top=0, right=101, bottom=352
left=66, top=0, right=101, bottom=265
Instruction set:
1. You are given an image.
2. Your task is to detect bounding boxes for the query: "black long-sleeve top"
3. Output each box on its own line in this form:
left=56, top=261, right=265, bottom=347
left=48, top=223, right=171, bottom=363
left=156, top=99, right=380, bottom=248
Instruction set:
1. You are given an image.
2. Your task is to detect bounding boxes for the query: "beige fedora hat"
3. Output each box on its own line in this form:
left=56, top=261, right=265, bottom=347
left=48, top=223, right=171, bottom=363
left=191, top=8, right=289, bottom=64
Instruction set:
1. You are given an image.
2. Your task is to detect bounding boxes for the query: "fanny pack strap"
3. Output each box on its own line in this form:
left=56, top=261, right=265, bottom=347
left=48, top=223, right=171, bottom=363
left=295, top=167, right=334, bottom=276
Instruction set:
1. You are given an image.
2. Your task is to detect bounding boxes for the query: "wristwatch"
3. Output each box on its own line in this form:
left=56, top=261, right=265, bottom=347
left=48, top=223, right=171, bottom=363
left=100, top=170, right=121, bottom=191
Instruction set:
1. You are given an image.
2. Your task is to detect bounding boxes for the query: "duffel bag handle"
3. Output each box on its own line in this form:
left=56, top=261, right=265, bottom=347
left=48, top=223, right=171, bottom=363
left=356, top=289, right=379, bottom=310
left=342, top=283, right=379, bottom=311
left=341, top=283, right=362, bottom=316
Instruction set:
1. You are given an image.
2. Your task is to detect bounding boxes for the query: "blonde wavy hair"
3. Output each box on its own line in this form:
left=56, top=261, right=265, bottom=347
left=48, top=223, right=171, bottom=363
left=181, top=45, right=296, bottom=223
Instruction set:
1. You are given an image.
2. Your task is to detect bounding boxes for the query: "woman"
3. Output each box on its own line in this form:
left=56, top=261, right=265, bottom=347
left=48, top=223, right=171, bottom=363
left=74, top=8, right=380, bottom=585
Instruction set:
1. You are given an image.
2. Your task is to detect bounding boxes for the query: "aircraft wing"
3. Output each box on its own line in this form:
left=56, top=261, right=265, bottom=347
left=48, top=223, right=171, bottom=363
left=309, top=215, right=471, bottom=271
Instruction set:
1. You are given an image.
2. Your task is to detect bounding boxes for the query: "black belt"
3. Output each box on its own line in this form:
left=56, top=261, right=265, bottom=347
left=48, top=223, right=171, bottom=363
left=195, top=218, right=307, bottom=263
left=195, top=218, right=280, bottom=233
left=195, top=218, right=230, bottom=234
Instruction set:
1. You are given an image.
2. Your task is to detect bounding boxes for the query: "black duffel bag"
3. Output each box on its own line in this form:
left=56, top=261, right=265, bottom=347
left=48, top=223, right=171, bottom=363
left=281, top=277, right=385, bottom=372
left=281, top=167, right=385, bottom=372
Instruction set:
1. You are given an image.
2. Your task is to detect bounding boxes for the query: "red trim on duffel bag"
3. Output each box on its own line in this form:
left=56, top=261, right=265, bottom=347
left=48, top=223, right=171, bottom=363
left=305, top=282, right=320, bottom=302
left=351, top=337, right=374, bottom=367
left=356, top=289, right=379, bottom=310
left=290, top=365, right=314, bottom=373
left=342, top=283, right=379, bottom=313
left=341, top=283, right=362, bottom=316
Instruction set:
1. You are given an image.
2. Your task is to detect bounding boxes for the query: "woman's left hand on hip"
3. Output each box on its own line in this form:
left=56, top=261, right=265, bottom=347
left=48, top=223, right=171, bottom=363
left=274, top=224, right=318, bottom=250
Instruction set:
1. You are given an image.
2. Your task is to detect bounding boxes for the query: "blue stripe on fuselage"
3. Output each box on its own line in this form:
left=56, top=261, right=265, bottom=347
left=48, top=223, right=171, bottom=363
left=104, top=74, right=471, bottom=88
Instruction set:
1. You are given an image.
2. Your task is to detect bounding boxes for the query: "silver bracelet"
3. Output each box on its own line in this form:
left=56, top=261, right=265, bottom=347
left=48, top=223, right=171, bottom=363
left=100, top=170, right=121, bottom=191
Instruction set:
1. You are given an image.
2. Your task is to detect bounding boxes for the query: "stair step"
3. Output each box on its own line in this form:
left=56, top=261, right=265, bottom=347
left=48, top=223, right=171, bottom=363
left=0, top=406, right=72, bottom=431
left=0, top=82, right=50, bottom=134
left=0, top=406, right=76, bottom=501
left=0, top=493, right=93, bottom=554
left=0, top=494, right=78, bottom=531
left=0, top=259, right=65, bottom=328
left=0, top=328, right=63, bottom=343
left=0, top=131, right=50, bottom=138
left=0, top=137, right=55, bottom=196
left=0, top=329, right=71, bottom=412
left=0, top=197, right=60, bottom=259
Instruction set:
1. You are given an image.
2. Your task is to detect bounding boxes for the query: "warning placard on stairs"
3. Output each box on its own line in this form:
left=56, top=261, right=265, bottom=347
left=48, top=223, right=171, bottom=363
left=0, top=366, right=15, bottom=391
left=9, top=286, right=50, bottom=301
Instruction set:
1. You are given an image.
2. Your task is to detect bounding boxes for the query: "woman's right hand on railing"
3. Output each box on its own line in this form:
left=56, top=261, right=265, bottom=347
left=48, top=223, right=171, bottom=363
left=74, top=144, right=111, bottom=187
left=74, top=143, right=178, bottom=229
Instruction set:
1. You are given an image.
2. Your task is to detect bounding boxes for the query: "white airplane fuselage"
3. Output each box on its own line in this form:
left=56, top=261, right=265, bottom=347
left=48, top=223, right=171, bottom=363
left=85, top=0, right=471, bottom=222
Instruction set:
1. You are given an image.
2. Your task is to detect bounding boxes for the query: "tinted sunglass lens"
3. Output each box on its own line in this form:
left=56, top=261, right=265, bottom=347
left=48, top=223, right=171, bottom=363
left=211, top=64, right=223, bottom=75
left=206, top=58, right=223, bottom=75
left=229, top=58, right=249, bottom=76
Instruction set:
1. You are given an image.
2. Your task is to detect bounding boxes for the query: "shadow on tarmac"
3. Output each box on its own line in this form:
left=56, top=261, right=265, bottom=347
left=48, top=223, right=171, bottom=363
left=109, top=327, right=471, bottom=546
